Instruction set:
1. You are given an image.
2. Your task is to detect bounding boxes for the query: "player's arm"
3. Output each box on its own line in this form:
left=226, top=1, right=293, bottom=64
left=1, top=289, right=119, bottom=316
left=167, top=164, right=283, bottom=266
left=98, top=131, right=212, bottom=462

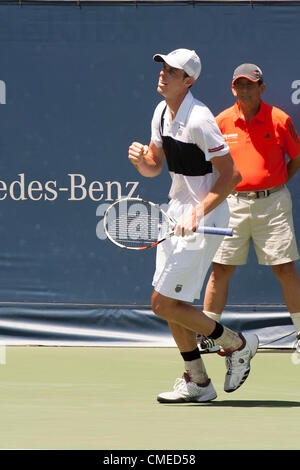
left=175, top=153, right=241, bottom=236
left=286, top=153, right=300, bottom=181
left=203, top=152, right=241, bottom=213
left=128, top=140, right=165, bottom=177
left=196, top=153, right=241, bottom=223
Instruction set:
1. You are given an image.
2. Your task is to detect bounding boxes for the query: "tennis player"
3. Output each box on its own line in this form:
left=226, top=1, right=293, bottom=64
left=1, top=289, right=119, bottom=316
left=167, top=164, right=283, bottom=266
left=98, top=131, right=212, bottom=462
left=201, top=64, right=300, bottom=356
left=128, top=49, right=259, bottom=403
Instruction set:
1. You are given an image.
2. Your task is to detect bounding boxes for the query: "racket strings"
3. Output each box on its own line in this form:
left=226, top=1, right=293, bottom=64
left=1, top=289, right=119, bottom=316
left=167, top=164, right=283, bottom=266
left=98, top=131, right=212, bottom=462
left=115, top=213, right=159, bottom=246
left=106, top=201, right=170, bottom=248
left=104, top=197, right=233, bottom=251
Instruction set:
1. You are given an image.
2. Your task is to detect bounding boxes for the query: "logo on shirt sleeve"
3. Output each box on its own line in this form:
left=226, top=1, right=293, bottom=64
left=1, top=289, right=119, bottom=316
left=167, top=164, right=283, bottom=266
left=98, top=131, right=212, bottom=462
left=208, top=144, right=225, bottom=153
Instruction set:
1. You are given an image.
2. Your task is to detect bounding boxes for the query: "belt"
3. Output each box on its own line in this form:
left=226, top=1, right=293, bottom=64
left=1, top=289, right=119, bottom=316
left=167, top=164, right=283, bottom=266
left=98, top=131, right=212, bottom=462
left=231, top=184, right=285, bottom=199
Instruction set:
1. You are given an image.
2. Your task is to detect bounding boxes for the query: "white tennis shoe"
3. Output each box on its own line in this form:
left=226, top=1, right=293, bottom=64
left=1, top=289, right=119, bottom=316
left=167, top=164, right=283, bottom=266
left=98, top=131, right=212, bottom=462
left=222, top=332, right=259, bottom=393
left=157, top=373, right=217, bottom=403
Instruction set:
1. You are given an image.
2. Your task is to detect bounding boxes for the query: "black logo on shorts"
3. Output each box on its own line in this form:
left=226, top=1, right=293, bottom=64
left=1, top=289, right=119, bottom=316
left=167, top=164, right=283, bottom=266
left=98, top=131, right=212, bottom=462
left=175, top=284, right=183, bottom=292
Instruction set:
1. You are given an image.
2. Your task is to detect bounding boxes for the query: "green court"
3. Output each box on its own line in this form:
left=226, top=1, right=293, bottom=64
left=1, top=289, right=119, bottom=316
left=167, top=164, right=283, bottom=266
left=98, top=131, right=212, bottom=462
left=0, top=346, right=299, bottom=450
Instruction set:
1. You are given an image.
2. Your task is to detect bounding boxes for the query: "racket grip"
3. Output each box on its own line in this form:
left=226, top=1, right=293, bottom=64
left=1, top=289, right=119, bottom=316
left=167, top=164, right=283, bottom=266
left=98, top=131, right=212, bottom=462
left=197, top=226, right=233, bottom=236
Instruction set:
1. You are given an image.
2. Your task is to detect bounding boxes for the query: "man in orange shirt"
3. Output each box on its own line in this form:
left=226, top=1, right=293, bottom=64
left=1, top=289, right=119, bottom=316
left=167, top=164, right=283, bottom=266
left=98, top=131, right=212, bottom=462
left=200, top=63, right=300, bottom=354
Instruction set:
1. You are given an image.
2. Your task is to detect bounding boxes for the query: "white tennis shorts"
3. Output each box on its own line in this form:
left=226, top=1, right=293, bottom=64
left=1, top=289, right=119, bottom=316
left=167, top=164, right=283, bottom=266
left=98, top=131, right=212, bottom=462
left=152, top=199, right=230, bottom=302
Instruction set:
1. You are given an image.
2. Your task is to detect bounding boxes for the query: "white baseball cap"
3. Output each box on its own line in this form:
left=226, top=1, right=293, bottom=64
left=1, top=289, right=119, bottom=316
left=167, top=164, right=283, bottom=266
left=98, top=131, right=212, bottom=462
left=153, top=48, right=201, bottom=80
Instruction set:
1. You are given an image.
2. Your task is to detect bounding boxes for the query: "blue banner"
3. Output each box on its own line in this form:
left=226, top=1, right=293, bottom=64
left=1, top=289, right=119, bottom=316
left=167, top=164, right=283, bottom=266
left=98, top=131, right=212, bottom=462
left=0, top=2, right=299, bottom=307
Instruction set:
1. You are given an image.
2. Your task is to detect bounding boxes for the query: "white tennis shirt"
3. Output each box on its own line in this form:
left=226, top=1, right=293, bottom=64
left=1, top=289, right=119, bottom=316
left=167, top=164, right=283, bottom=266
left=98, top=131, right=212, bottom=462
left=151, top=91, right=229, bottom=205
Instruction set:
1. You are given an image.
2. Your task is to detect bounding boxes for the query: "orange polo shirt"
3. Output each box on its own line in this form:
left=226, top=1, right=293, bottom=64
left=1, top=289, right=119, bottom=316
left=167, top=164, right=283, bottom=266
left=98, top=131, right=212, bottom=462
left=216, top=100, right=300, bottom=191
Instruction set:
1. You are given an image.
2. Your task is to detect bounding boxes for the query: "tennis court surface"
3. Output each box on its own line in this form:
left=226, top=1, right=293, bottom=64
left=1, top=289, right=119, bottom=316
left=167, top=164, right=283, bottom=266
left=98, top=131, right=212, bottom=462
left=0, top=346, right=299, bottom=450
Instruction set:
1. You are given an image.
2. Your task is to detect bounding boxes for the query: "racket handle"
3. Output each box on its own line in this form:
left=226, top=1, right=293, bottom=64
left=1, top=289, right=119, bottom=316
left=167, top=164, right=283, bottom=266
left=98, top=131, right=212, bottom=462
left=197, top=226, right=233, bottom=236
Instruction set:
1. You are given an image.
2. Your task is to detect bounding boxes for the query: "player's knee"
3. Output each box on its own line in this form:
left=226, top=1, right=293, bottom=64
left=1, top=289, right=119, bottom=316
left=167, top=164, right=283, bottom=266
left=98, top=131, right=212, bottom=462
left=211, top=263, right=236, bottom=282
left=272, top=262, right=298, bottom=282
left=151, top=291, right=174, bottom=320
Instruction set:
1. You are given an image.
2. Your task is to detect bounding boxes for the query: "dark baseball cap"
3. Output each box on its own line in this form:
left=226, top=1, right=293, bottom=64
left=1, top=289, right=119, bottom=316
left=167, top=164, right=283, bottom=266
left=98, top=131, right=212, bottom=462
left=232, top=63, right=263, bottom=84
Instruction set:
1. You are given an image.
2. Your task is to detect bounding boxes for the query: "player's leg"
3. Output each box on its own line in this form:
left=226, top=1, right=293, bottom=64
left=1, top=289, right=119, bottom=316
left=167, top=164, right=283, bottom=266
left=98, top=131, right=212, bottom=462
left=167, top=321, right=225, bottom=385
left=198, top=194, right=251, bottom=352
left=152, top=231, right=222, bottom=402
left=272, top=262, right=300, bottom=350
left=204, top=263, right=236, bottom=315
left=152, top=291, right=259, bottom=398
left=272, top=262, right=300, bottom=312
left=198, top=263, right=236, bottom=353
left=153, top=201, right=257, bottom=400
left=252, top=187, right=300, bottom=351
left=157, top=321, right=217, bottom=403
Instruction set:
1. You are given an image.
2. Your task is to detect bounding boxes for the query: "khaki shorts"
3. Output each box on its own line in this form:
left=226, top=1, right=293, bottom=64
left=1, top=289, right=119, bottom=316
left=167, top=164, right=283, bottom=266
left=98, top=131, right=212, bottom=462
left=213, top=186, right=299, bottom=266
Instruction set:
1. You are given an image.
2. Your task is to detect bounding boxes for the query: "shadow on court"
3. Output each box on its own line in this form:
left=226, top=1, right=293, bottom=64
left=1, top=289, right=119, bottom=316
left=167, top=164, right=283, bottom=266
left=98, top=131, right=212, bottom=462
left=163, top=400, right=300, bottom=407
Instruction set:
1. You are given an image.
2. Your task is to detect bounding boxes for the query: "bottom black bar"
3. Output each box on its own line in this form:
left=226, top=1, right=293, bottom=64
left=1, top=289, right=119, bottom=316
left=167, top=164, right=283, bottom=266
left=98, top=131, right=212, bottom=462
left=0, top=449, right=286, bottom=465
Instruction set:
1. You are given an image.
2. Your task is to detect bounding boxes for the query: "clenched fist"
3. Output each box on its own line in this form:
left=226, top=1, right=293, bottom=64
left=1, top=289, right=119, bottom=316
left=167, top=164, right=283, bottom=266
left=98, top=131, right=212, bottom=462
left=128, top=142, right=149, bottom=166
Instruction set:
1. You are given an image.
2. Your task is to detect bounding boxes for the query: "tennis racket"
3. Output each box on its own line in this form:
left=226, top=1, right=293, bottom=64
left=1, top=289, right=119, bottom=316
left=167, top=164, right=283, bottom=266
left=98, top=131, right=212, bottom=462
left=103, top=197, right=233, bottom=251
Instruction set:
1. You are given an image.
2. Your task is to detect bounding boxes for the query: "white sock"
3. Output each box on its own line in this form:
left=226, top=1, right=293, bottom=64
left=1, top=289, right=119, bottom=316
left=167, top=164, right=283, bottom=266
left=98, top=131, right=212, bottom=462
left=291, top=312, right=300, bottom=337
left=203, top=310, right=221, bottom=322
left=214, top=326, right=243, bottom=352
left=184, top=357, right=208, bottom=385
